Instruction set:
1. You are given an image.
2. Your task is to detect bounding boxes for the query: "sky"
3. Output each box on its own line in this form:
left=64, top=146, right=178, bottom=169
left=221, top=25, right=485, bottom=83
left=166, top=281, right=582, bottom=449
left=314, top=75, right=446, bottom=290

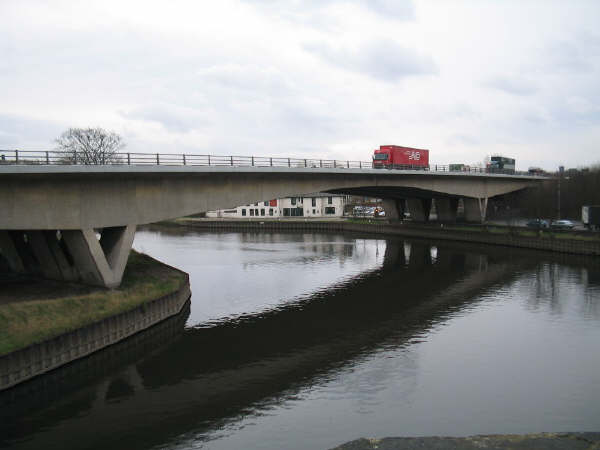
left=1, top=0, right=599, bottom=171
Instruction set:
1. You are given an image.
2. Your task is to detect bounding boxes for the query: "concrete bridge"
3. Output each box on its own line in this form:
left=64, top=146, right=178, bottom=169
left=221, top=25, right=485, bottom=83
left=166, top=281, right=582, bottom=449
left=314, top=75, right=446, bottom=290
left=0, top=163, right=543, bottom=287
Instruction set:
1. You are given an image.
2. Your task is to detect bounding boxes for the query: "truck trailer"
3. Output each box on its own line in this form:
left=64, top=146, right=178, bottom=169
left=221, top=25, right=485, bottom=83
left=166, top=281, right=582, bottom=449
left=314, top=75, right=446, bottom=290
left=373, top=145, right=429, bottom=170
left=582, top=205, right=600, bottom=231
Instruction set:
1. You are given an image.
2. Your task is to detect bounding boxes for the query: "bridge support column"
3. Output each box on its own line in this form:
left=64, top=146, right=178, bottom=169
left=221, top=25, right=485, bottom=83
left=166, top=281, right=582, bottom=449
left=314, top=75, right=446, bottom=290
left=62, top=225, right=136, bottom=288
left=463, top=197, right=488, bottom=223
left=406, top=198, right=431, bottom=222
left=0, top=231, right=25, bottom=273
left=381, top=199, right=405, bottom=221
left=435, top=197, right=459, bottom=222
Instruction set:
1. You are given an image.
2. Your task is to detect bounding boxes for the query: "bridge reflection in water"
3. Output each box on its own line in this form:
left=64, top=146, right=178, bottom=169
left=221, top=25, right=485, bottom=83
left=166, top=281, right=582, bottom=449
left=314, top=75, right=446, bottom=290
left=1, top=234, right=598, bottom=450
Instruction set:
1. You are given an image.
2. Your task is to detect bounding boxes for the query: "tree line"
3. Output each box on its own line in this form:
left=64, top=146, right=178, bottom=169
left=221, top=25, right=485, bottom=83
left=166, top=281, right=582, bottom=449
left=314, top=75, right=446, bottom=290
left=514, top=164, right=600, bottom=220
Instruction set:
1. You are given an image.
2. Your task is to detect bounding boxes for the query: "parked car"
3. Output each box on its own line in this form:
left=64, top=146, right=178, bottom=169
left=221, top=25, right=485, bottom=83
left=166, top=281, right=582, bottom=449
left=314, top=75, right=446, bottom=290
left=353, top=206, right=375, bottom=217
left=526, top=219, right=549, bottom=229
left=550, top=219, right=575, bottom=230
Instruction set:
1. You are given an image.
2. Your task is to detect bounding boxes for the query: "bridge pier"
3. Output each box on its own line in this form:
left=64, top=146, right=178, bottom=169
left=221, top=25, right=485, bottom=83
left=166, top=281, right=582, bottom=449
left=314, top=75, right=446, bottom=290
left=381, top=199, right=405, bottom=221
left=435, top=197, right=459, bottom=222
left=406, top=198, right=432, bottom=222
left=0, top=225, right=135, bottom=288
left=463, top=197, right=488, bottom=223
left=63, top=225, right=136, bottom=288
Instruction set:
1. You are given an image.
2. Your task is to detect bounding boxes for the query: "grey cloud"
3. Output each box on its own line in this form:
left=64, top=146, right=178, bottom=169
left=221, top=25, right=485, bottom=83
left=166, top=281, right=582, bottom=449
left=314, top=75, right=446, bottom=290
left=447, top=134, right=481, bottom=146
left=243, top=0, right=414, bottom=20
left=305, top=39, right=437, bottom=81
left=120, top=105, right=208, bottom=133
left=542, top=38, right=597, bottom=74
left=485, top=76, right=537, bottom=96
left=196, top=65, right=293, bottom=97
left=364, top=0, right=414, bottom=19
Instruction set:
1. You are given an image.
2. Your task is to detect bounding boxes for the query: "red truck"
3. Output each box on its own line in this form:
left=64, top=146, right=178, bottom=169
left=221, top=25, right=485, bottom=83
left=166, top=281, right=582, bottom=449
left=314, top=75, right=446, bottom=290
left=372, top=145, right=429, bottom=169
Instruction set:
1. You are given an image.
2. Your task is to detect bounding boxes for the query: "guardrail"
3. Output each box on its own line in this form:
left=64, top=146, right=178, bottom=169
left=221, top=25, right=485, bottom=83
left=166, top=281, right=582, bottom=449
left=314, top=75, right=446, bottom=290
left=0, top=149, right=543, bottom=176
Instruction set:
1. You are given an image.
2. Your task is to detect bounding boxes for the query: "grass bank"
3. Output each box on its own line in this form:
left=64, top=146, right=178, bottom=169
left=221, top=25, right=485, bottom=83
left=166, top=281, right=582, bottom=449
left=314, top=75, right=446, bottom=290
left=0, top=251, right=187, bottom=357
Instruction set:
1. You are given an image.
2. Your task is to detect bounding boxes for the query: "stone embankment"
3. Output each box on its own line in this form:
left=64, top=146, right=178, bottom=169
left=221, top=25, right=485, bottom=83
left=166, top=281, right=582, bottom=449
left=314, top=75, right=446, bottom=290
left=331, top=433, right=600, bottom=449
left=170, top=218, right=600, bottom=257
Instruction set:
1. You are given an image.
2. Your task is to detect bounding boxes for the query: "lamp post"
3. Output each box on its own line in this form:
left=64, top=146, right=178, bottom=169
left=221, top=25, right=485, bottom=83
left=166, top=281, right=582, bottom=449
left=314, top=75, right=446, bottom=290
left=557, top=166, right=563, bottom=220
left=557, top=166, right=570, bottom=220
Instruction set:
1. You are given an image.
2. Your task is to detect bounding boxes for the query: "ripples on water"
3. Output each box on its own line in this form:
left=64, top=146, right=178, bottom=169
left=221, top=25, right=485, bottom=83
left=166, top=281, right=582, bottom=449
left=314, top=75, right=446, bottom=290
left=1, top=227, right=599, bottom=450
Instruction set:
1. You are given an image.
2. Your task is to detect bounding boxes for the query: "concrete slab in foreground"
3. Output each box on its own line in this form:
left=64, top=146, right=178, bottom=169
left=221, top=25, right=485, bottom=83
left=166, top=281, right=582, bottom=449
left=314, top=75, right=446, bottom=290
left=330, top=433, right=600, bottom=450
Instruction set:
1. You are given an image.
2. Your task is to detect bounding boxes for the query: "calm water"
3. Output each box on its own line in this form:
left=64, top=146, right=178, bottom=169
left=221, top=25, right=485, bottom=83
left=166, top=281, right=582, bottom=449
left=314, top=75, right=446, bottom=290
left=1, top=226, right=600, bottom=449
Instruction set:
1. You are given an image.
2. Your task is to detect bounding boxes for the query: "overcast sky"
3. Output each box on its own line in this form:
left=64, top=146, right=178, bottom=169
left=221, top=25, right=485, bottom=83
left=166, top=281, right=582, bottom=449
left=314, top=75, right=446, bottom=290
left=2, top=0, right=599, bottom=170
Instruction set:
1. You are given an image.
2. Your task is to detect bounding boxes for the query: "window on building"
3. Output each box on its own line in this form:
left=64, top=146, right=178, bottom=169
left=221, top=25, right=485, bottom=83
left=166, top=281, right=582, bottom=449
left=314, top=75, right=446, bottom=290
left=325, top=207, right=335, bottom=214
left=242, top=209, right=246, bottom=216
left=312, top=198, right=316, bottom=207
left=264, top=201, right=268, bottom=206
left=313, top=209, right=316, bottom=215
left=283, top=208, right=290, bottom=216
left=328, top=196, right=333, bottom=204
left=269, top=208, right=274, bottom=216
left=291, top=197, right=296, bottom=205
left=261, top=209, right=265, bottom=216
left=255, top=209, right=259, bottom=216
left=298, top=197, right=303, bottom=204
left=255, top=202, right=259, bottom=206
left=250, top=209, right=254, bottom=216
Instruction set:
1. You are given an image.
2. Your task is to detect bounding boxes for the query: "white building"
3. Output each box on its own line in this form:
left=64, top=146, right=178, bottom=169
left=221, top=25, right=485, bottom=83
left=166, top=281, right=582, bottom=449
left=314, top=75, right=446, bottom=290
left=206, top=193, right=348, bottom=219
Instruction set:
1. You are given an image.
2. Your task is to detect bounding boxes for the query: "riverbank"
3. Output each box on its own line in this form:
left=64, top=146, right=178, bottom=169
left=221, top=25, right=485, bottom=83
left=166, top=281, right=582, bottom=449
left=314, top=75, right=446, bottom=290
left=331, top=432, right=600, bottom=449
left=163, top=218, right=600, bottom=256
left=0, top=251, right=190, bottom=390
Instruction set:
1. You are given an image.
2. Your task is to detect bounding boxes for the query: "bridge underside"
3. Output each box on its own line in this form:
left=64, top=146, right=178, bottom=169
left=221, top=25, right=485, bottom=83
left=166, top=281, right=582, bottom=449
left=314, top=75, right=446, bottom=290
left=326, top=186, right=490, bottom=222
left=0, top=166, right=541, bottom=286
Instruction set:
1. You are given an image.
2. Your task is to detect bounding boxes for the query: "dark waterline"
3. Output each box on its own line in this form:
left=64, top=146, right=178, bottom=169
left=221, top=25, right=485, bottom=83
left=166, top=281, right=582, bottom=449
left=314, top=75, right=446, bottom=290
left=1, top=226, right=599, bottom=450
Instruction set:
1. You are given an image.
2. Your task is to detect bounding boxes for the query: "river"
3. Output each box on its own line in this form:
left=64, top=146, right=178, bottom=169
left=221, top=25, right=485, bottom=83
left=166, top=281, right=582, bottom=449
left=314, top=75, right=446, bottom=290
left=1, top=225, right=599, bottom=449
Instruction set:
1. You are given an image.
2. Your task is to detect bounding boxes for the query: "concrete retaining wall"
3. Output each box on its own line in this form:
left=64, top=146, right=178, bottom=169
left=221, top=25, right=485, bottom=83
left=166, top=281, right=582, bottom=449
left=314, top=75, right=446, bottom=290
left=175, top=219, right=600, bottom=256
left=0, top=275, right=191, bottom=391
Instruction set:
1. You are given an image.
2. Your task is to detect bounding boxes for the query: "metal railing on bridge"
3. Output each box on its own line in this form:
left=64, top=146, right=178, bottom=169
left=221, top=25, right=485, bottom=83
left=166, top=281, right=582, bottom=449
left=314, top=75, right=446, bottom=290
left=0, top=149, right=541, bottom=176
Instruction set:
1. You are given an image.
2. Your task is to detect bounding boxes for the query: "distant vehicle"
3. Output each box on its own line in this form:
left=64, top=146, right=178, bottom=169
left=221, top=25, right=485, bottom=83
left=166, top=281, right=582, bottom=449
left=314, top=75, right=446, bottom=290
left=526, top=219, right=549, bottom=229
left=373, top=145, right=429, bottom=170
left=353, top=206, right=375, bottom=217
left=528, top=167, right=545, bottom=176
left=550, top=219, right=575, bottom=230
left=487, top=156, right=515, bottom=174
left=582, top=205, right=600, bottom=231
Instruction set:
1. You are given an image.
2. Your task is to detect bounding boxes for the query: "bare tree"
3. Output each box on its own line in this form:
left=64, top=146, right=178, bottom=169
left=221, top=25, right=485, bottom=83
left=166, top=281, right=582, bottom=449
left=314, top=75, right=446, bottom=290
left=55, top=127, right=124, bottom=164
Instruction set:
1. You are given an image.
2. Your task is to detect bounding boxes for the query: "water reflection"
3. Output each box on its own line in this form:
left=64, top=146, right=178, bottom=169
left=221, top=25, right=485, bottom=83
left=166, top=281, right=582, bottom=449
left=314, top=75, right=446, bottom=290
left=1, top=230, right=599, bottom=450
